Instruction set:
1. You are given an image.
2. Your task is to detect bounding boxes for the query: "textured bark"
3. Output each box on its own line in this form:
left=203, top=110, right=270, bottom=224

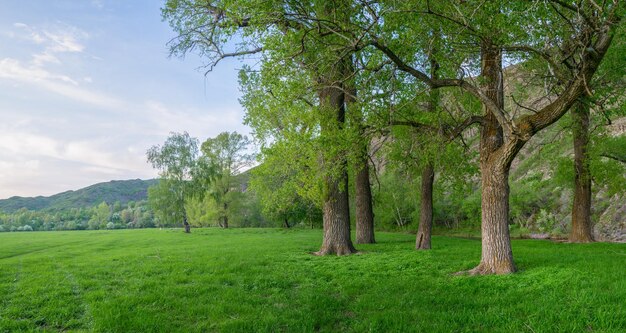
left=315, top=64, right=357, bottom=255
left=317, top=169, right=357, bottom=255
left=355, top=147, right=375, bottom=244
left=416, top=163, right=434, bottom=250
left=467, top=41, right=516, bottom=275
left=415, top=53, right=439, bottom=250
left=470, top=163, right=516, bottom=275
left=570, top=101, right=594, bottom=242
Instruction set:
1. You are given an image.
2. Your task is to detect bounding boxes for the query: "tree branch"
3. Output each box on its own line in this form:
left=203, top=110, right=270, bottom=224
left=600, top=153, right=626, bottom=164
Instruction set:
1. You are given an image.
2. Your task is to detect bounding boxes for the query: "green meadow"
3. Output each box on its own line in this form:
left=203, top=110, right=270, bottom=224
left=1, top=229, right=624, bottom=332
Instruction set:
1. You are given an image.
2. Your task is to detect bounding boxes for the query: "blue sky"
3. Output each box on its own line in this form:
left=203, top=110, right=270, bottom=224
left=0, top=0, right=250, bottom=199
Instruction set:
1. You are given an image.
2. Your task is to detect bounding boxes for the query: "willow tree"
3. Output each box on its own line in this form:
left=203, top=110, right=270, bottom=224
left=147, top=132, right=200, bottom=233
left=201, top=131, right=253, bottom=229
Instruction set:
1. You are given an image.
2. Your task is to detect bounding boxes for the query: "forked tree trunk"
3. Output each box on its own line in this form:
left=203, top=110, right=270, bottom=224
left=466, top=41, right=516, bottom=275
left=416, top=163, right=434, bottom=250
left=570, top=101, right=594, bottom=242
left=355, top=149, right=375, bottom=244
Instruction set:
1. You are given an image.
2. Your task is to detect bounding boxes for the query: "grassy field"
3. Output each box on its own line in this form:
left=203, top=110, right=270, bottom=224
left=0, top=229, right=624, bottom=332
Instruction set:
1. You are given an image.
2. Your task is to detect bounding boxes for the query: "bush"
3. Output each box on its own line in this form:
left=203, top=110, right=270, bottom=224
left=106, top=222, right=115, bottom=230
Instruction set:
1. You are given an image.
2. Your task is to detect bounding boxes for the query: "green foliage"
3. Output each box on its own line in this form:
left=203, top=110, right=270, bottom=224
left=0, top=229, right=624, bottom=331
left=200, top=131, right=254, bottom=227
left=147, top=132, right=211, bottom=228
left=148, top=179, right=186, bottom=228
left=0, top=199, right=153, bottom=232
left=88, top=201, right=111, bottom=230
left=372, top=171, right=419, bottom=230
left=249, top=141, right=323, bottom=228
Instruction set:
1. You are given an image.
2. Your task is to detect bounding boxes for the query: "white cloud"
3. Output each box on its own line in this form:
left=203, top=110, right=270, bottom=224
left=33, top=52, right=61, bottom=66
left=0, top=12, right=247, bottom=199
left=43, top=29, right=87, bottom=53
left=0, top=58, right=76, bottom=84
left=0, top=58, right=131, bottom=109
left=142, top=100, right=247, bottom=139
left=0, top=127, right=156, bottom=198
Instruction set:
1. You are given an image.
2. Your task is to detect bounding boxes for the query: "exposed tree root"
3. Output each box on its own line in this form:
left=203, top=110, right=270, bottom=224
left=454, top=262, right=516, bottom=276
left=313, top=245, right=358, bottom=256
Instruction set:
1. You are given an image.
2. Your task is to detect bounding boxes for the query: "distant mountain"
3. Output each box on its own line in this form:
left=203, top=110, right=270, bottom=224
left=0, top=179, right=158, bottom=213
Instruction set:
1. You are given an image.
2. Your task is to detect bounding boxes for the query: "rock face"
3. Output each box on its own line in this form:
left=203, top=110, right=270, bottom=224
left=608, top=118, right=626, bottom=136
left=595, top=194, right=626, bottom=242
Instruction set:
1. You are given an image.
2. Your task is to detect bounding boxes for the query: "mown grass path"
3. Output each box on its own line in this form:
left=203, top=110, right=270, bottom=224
left=0, top=229, right=624, bottom=332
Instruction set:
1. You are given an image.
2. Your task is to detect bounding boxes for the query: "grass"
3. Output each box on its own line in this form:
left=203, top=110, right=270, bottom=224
left=0, top=228, right=624, bottom=332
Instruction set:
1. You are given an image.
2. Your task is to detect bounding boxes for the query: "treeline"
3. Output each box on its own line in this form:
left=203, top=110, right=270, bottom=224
left=0, top=200, right=155, bottom=232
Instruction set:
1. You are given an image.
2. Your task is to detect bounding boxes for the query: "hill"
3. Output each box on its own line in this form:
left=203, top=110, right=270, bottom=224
left=0, top=179, right=157, bottom=213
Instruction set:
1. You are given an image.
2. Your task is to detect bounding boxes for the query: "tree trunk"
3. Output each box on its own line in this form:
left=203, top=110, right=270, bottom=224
left=416, top=51, right=439, bottom=250
left=315, top=62, right=357, bottom=255
left=466, top=41, right=516, bottom=275
left=283, top=218, right=291, bottom=228
left=317, top=169, right=357, bottom=255
left=416, top=163, right=434, bottom=250
left=222, top=203, right=229, bottom=228
left=183, top=211, right=190, bottom=233
left=355, top=148, right=375, bottom=244
left=470, top=162, right=516, bottom=274
left=345, top=53, right=375, bottom=245
left=570, top=101, right=594, bottom=242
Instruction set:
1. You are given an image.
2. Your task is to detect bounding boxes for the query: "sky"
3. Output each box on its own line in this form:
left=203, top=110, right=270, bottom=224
left=0, top=0, right=251, bottom=199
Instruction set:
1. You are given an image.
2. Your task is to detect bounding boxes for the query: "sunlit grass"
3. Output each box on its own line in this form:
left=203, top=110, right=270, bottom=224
left=0, top=228, right=624, bottom=332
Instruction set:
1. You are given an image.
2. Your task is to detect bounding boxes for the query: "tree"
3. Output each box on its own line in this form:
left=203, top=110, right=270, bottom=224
left=568, top=22, right=625, bottom=242
left=201, top=131, right=253, bottom=228
left=250, top=141, right=323, bottom=229
left=163, top=0, right=360, bottom=255
left=356, top=0, right=623, bottom=274
left=88, top=201, right=110, bottom=230
left=147, top=132, right=202, bottom=233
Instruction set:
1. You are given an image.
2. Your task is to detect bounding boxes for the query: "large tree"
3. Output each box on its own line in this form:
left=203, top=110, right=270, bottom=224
left=163, top=0, right=363, bottom=254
